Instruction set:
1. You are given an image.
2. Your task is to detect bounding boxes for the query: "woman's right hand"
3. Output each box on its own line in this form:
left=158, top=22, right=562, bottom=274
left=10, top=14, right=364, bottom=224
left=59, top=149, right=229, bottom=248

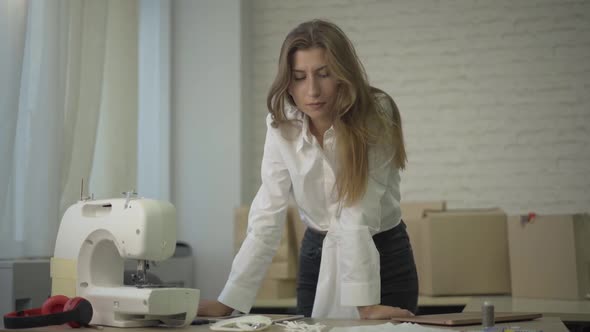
left=358, top=304, right=414, bottom=320
left=198, top=299, right=233, bottom=317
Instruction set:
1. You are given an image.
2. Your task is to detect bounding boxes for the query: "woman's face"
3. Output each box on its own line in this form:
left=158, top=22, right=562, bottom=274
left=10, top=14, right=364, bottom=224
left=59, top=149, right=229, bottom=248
left=288, top=47, right=338, bottom=124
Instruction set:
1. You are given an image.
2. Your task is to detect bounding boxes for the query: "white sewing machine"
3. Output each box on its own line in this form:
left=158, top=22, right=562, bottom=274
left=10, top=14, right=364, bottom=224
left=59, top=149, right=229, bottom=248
left=50, top=193, right=199, bottom=327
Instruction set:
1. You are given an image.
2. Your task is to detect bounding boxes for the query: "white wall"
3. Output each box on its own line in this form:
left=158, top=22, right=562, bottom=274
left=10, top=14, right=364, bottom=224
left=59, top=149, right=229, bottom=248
left=243, top=0, right=590, bottom=215
left=170, top=0, right=589, bottom=298
left=138, top=0, right=171, bottom=201
left=171, top=0, right=241, bottom=299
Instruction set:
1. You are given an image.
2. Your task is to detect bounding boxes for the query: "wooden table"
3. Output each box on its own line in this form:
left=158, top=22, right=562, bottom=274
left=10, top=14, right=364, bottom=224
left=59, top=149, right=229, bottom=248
left=253, top=295, right=472, bottom=314
left=0, top=316, right=569, bottom=332
left=463, top=296, right=590, bottom=322
left=464, top=296, right=590, bottom=331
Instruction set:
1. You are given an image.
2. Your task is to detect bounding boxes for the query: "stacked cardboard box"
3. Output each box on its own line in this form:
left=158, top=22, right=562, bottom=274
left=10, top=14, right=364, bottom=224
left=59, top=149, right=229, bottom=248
left=402, top=202, right=590, bottom=299
left=234, top=206, right=305, bottom=299
left=402, top=201, right=446, bottom=297
left=402, top=202, right=511, bottom=296
left=507, top=213, right=590, bottom=300
left=401, top=201, right=448, bottom=221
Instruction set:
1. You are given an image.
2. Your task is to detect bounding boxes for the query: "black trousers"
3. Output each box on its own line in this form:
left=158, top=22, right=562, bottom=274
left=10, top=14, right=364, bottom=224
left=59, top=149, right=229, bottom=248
left=296, top=221, right=419, bottom=317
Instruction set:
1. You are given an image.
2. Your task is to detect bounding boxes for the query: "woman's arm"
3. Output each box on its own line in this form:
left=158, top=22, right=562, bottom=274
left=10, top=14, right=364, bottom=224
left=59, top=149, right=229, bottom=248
left=337, top=146, right=395, bottom=308
left=337, top=96, right=404, bottom=316
left=215, top=114, right=293, bottom=314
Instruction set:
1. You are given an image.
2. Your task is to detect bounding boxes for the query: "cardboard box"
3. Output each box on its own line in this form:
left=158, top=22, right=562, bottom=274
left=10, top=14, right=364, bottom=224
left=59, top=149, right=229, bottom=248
left=266, top=261, right=296, bottom=280
left=256, top=277, right=297, bottom=299
left=410, top=209, right=511, bottom=296
left=508, top=214, right=590, bottom=300
left=234, top=206, right=304, bottom=280
left=288, top=207, right=307, bottom=255
left=401, top=201, right=447, bottom=220
left=402, top=201, right=446, bottom=297
left=234, top=206, right=289, bottom=261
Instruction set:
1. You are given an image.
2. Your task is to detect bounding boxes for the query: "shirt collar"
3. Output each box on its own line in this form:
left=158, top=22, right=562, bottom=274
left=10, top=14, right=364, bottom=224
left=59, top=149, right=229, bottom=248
left=296, top=115, right=311, bottom=152
left=297, top=113, right=336, bottom=152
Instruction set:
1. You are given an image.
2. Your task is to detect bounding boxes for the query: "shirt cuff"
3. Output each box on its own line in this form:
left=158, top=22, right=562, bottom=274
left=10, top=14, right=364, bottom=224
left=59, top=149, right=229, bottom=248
left=218, top=280, right=258, bottom=314
left=341, top=280, right=381, bottom=306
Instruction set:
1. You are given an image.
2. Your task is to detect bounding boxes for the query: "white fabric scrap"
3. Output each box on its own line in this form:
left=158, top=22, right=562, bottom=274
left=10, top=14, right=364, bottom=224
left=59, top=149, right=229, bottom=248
left=330, top=322, right=452, bottom=332
left=275, top=321, right=327, bottom=332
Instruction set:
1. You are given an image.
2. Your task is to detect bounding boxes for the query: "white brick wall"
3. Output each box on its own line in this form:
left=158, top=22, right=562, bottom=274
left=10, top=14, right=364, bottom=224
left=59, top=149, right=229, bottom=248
left=242, top=0, right=590, bottom=215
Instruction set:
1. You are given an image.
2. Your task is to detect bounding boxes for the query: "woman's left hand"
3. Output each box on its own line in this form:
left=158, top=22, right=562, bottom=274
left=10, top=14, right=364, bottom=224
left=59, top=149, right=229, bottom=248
left=197, top=299, right=233, bottom=317
left=357, top=305, right=414, bottom=320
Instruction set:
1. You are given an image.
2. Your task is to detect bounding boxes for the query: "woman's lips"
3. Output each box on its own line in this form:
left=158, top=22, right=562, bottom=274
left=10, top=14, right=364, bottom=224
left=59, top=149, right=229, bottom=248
left=307, top=102, right=326, bottom=110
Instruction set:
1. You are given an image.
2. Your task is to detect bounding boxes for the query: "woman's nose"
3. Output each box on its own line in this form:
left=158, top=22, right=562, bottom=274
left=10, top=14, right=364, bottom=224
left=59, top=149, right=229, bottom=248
left=306, top=77, right=320, bottom=97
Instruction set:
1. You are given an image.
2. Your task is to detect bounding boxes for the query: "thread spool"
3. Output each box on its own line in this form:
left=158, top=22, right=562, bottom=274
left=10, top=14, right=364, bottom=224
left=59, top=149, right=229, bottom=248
left=482, top=301, right=495, bottom=328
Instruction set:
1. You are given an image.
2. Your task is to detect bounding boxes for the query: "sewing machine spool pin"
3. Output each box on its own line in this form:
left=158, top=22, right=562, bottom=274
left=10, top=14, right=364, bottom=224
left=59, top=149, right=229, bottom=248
left=80, top=178, right=94, bottom=201
left=122, top=190, right=138, bottom=209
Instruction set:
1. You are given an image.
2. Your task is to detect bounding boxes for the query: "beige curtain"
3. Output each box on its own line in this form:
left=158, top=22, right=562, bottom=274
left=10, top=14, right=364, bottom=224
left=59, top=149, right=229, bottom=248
left=0, top=0, right=138, bottom=259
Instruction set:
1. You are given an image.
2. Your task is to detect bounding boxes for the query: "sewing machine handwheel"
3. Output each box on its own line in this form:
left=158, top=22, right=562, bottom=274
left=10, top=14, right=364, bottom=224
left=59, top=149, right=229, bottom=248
left=40, top=295, right=93, bottom=328
left=63, top=297, right=92, bottom=328
left=41, top=295, right=70, bottom=315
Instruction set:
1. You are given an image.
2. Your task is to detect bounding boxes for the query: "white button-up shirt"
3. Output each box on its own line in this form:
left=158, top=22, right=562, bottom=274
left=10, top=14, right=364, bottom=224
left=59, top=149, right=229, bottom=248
left=219, top=96, right=402, bottom=316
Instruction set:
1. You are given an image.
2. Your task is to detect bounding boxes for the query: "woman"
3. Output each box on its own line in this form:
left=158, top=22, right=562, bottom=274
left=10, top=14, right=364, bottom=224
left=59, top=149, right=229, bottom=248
left=199, top=19, right=418, bottom=320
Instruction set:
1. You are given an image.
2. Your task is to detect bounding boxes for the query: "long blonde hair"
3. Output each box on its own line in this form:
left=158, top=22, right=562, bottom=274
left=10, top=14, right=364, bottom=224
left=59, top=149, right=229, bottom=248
left=267, top=19, right=407, bottom=206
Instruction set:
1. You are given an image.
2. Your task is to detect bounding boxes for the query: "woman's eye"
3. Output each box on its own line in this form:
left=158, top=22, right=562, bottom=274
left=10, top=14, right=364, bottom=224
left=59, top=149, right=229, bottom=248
left=318, top=72, right=329, bottom=78
left=294, top=76, right=305, bottom=81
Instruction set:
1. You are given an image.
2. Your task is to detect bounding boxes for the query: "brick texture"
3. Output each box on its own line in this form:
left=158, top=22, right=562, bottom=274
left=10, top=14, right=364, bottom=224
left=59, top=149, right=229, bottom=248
left=242, top=0, right=590, bottom=215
